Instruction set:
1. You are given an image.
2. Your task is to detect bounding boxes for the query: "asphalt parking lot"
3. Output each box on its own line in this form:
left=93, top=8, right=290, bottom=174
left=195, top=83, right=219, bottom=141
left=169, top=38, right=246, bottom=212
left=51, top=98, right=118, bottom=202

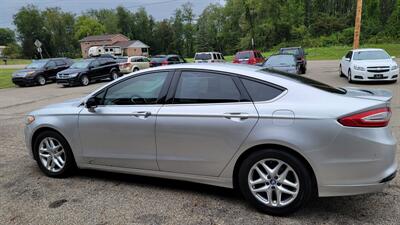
left=0, top=60, right=399, bottom=225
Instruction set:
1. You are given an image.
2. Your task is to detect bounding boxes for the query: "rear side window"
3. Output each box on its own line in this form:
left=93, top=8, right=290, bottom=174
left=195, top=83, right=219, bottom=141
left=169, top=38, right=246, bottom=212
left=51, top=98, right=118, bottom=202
left=195, top=53, right=211, bottom=60
left=55, top=60, right=66, bottom=66
left=173, top=71, right=241, bottom=104
left=241, top=79, right=284, bottom=102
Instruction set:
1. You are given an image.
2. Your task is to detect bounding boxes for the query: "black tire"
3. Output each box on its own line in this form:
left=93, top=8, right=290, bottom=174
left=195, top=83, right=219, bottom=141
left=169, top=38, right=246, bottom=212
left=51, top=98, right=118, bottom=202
left=339, top=65, right=345, bottom=77
left=36, top=75, right=46, bottom=86
left=80, top=75, right=90, bottom=86
left=133, top=67, right=139, bottom=72
left=110, top=70, right=119, bottom=80
left=238, top=149, right=314, bottom=216
left=33, top=130, right=76, bottom=178
left=348, top=69, right=353, bottom=83
left=301, top=65, right=306, bottom=74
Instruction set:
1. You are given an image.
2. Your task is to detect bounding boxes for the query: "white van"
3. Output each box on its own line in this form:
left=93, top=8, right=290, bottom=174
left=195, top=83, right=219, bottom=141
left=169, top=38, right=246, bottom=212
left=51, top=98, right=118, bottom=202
left=194, top=52, right=225, bottom=63
left=88, top=46, right=122, bottom=57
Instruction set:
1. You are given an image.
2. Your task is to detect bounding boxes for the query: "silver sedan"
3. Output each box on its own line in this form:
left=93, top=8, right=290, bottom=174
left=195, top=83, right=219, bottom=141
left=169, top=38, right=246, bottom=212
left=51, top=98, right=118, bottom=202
left=24, top=63, right=397, bottom=215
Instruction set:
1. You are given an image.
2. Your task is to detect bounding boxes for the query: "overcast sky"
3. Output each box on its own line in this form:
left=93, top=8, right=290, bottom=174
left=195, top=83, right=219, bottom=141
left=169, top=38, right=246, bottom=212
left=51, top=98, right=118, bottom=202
left=0, top=0, right=224, bottom=29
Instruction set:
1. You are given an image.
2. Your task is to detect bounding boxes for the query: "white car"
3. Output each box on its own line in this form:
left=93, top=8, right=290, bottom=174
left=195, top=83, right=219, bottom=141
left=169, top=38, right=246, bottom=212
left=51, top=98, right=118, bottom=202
left=117, top=56, right=150, bottom=74
left=194, top=52, right=225, bottom=63
left=340, top=48, right=399, bottom=83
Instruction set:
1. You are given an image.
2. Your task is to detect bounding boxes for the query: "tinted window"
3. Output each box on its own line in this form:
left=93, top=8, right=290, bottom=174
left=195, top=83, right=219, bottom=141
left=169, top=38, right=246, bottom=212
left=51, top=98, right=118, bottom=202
left=213, top=53, right=217, bottom=60
left=103, top=72, right=168, bottom=105
left=26, top=60, right=48, bottom=69
left=241, top=79, right=284, bottom=101
left=55, top=60, right=66, bottom=66
left=151, top=57, right=166, bottom=63
left=136, top=58, right=143, bottom=62
left=173, top=71, right=241, bottom=104
left=260, top=68, right=346, bottom=94
left=280, top=48, right=300, bottom=55
left=46, top=61, right=56, bottom=68
left=168, top=57, right=179, bottom=62
left=264, top=55, right=296, bottom=66
left=345, top=51, right=352, bottom=59
left=195, top=53, right=211, bottom=60
left=90, top=60, right=100, bottom=68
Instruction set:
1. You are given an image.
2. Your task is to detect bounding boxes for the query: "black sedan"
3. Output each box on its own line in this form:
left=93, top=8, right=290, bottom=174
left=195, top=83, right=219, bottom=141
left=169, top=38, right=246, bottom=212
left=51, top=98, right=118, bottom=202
left=149, top=54, right=186, bottom=67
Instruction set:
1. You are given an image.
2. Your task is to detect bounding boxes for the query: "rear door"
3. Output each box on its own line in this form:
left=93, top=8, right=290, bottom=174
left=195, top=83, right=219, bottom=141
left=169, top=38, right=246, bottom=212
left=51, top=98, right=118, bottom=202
left=88, top=60, right=102, bottom=79
left=156, top=70, right=259, bottom=176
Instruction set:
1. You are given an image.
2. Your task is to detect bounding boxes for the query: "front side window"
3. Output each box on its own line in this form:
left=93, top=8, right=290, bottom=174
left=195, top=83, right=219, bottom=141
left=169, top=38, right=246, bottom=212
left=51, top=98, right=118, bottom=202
left=173, top=71, right=241, bottom=104
left=46, top=61, right=56, bottom=68
left=103, top=72, right=168, bottom=105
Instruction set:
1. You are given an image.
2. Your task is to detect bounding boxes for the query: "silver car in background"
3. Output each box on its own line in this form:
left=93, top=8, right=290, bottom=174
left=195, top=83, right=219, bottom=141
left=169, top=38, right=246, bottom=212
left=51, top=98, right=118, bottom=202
left=24, top=64, right=397, bottom=215
left=261, top=54, right=300, bottom=74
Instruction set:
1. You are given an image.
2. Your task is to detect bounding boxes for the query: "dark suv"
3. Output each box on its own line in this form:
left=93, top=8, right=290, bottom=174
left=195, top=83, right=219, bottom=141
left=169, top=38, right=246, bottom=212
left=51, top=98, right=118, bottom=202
left=279, top=47, right=307, bottom=74
left=56, top=58, right=120, bottom=86
left=149, top=55, right=186, bottom=67
left=12, top=58, right=73, bottom=86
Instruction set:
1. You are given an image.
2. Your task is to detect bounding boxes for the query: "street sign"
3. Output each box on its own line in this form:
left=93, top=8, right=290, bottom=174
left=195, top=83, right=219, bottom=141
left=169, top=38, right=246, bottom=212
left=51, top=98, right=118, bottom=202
left=34, top=39, right=42, bottom=48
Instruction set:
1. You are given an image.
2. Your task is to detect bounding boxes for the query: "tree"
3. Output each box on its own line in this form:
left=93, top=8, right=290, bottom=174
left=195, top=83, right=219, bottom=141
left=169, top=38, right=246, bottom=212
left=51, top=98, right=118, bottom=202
left=74, top=16, right=106, bottom=40
left=0, top=28, right=16, bottom=45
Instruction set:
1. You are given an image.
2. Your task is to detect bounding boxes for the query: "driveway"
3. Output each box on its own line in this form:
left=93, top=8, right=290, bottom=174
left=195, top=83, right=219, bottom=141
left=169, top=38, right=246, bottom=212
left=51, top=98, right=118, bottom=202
left=0, top=61, right=399, bottom=225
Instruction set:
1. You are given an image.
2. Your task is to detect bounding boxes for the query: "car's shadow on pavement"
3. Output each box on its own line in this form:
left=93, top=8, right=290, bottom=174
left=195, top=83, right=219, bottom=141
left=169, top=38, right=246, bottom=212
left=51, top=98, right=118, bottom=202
left=75, top=169, right=397, bottom=221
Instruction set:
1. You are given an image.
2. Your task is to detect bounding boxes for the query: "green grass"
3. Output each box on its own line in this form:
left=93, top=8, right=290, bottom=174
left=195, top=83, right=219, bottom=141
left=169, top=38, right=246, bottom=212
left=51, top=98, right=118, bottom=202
left=1, top=59, right=32, bottom=65
left=186, top=43, right=400, bottom=61
left=0, top=69, right=17, bottom=89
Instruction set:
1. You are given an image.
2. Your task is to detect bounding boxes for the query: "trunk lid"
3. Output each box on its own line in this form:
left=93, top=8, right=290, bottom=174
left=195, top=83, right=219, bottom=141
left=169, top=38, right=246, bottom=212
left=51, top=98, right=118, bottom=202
left=342, top=87, right=392, bottom=102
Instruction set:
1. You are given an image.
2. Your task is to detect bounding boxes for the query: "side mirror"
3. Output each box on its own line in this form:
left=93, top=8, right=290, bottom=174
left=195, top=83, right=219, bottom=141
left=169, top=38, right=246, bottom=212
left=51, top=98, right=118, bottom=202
left=85, top=97, right=98, bottom=111
left=345, top=58, right=350, bottom=62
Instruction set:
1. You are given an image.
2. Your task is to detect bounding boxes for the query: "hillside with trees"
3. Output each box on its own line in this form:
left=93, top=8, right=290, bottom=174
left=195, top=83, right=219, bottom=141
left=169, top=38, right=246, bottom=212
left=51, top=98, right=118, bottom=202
left=1, top=0, right=399, bottom=58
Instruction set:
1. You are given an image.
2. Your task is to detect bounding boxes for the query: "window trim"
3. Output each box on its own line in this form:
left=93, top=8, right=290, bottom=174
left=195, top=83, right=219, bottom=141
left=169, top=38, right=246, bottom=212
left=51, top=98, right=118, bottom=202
left=165, top=69, right=252, bottom=105
left=92, top=70, right=174, bottom=106
left=239, top=77, right=288, bottom=103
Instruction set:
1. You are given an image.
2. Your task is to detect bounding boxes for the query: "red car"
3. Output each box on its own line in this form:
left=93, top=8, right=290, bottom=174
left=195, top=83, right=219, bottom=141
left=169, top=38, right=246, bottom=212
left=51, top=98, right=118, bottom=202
left=233, top=50, right=264, bottom=65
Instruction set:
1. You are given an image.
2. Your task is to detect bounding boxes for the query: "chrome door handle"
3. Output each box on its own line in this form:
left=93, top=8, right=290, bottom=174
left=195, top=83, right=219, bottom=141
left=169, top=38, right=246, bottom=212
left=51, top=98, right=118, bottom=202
left=132, top=111, right=151, bottom=118
left=223, top=112, right=249, bottom=119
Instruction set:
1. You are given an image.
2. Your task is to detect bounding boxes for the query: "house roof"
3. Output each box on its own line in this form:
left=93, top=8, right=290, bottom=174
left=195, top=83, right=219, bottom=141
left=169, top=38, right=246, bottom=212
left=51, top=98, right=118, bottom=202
left=114, top=40, right=149, bottom=49
left=79, top=34, right=129, bottom=42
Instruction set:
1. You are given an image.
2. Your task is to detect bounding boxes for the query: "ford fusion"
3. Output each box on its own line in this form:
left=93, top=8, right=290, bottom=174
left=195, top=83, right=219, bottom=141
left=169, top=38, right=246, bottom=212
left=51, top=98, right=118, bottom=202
left=25, top=64, right=397, bottom=215
left=340, top=48, right=399, bottom=82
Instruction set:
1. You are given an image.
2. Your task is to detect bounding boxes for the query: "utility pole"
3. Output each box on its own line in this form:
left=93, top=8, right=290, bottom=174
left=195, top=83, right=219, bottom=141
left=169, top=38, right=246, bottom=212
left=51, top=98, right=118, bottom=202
left=353, top=0, right=363, bottom=49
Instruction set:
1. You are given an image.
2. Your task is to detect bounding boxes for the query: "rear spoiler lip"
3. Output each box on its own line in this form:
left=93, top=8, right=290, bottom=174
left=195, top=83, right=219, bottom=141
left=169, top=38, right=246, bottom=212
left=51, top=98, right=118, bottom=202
left=342, top=86, right=393, bottom=102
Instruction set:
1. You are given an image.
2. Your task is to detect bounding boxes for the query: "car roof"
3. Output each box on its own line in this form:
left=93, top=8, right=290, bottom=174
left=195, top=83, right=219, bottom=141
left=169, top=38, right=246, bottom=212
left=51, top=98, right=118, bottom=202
left=195, top=52, right=222, bottom=54
left=280, top=47, right=302, bottom=50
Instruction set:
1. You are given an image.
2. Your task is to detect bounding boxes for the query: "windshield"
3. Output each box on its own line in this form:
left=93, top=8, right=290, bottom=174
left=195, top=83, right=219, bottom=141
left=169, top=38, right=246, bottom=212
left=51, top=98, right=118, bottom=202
left=280, top=48, right=299, bottom=55
left=70, top=60, right=91, bottom=69
left=26, top=60, right=48, bottom=69
left=353, top=50, right=391, bottom=60
left=260, top=68, right=346, bottom=94
left=195, top=53, right=211, bottom=60
left=264, top=55, right=296, bottom=66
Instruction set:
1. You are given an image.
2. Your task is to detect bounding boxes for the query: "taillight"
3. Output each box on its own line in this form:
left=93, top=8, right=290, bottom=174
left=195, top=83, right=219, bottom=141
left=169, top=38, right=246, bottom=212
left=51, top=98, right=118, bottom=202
left=248, top=58, right=256, bottom=64
left=233, top=58, right=239, bottom=63
left=123, top=63, right=131, bottom=68
left=338, top=107, right=391, bottom=127
left=162, top=60, right=168, bottom=65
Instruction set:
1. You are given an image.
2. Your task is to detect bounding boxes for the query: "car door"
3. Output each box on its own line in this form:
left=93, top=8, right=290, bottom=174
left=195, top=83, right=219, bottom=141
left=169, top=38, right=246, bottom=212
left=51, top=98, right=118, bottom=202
left=156, top=70, right=259, bottom=176
left=78, top=71, right=173, bottom=170
left=44, top=60, right=58, bottom=80
left=88, top=60, right=102, bottom=79
left=342, top=51, right=353, bottom=74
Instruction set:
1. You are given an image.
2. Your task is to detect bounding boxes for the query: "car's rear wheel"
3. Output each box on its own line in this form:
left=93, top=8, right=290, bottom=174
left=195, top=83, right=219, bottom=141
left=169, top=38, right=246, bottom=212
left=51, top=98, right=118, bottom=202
left=34, top=131, right=76, bottom=177
left=37, top=76, right=46, bottom=86
left=301, top=65, right=306, bottom=74
left=80, top=75, right=90, bottom=86
left=111, top=70, right=119, bottom=80
left=339, top=65, right=345, bottom=77
left=133, top=67, right=139, bottom=72
left=238, top=149, right=314, bottom=216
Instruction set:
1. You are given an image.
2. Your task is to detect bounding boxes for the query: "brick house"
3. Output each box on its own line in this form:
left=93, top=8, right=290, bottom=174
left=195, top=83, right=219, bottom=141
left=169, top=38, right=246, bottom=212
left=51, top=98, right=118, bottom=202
left=79, top=34, right=149, bottom=58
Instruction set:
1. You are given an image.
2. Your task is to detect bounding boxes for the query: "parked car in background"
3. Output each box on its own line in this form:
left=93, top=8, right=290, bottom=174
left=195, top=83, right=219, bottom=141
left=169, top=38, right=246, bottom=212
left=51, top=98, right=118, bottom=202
left=261, top=54, right=300, bottom=74
left=26, top=63, right=397, bottom=216
left=56, top=58, right=120, bottom=86
left=233, top=50, right=264, bottom=65
left=12, top=58, right=73, bottom=87
left=194, top=52, right=225, bottom=63
left=149, top=55, right=186, bottom=67
left=340, top=48, right=399, bottom=83
left=279, top=47, right=307, bottom=74
left=117, top=56, right=150, bottom=74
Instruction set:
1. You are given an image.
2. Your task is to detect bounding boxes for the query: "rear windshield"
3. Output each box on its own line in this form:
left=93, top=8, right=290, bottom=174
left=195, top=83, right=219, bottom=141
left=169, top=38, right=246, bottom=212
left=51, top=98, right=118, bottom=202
left=195, top=53, right=211, bottom=60
left=264, top=55, right=296, bottom=66
left=151, top=57, right=166, bottom=63
left=236, top=52, right=251, bottom=59
left=353, top=50, right=390, bottom=60
left=260, top=68, right=346, bottom=94
left=280, top=48, right=300, bottom=55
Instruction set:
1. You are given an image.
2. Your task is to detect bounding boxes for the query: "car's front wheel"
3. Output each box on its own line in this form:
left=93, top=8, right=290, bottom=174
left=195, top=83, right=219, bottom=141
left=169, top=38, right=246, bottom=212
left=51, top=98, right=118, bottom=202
left=37, top=75, right=46, bottom=86
left=339, top=65, right=345, bottom=77
left=348, top=69, right=353, bottom=83
left=80, top=75, right=90, bottom=86
left=111, top=70, right=119, bottom=80
left=34, top=130, right=76, bottom=177
left=238, top=149, right=314, bottom=216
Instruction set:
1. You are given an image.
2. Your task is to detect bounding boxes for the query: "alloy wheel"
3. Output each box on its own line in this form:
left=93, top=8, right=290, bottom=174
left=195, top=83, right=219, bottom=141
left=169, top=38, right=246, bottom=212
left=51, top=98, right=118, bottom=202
left=112, top=71, right=119, bottom=80
left=38, top=137, right=66, bottom=173
left=248, top=158, right=299, bottom=208
left=81, top=76, right=89, bottom=86
left=37, top=76, right=46, bottom=85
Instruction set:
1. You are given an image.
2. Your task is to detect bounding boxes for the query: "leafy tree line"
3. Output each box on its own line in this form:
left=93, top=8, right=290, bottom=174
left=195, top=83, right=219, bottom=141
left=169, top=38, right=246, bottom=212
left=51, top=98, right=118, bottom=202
left=0, top=0, right=399, bottom=59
